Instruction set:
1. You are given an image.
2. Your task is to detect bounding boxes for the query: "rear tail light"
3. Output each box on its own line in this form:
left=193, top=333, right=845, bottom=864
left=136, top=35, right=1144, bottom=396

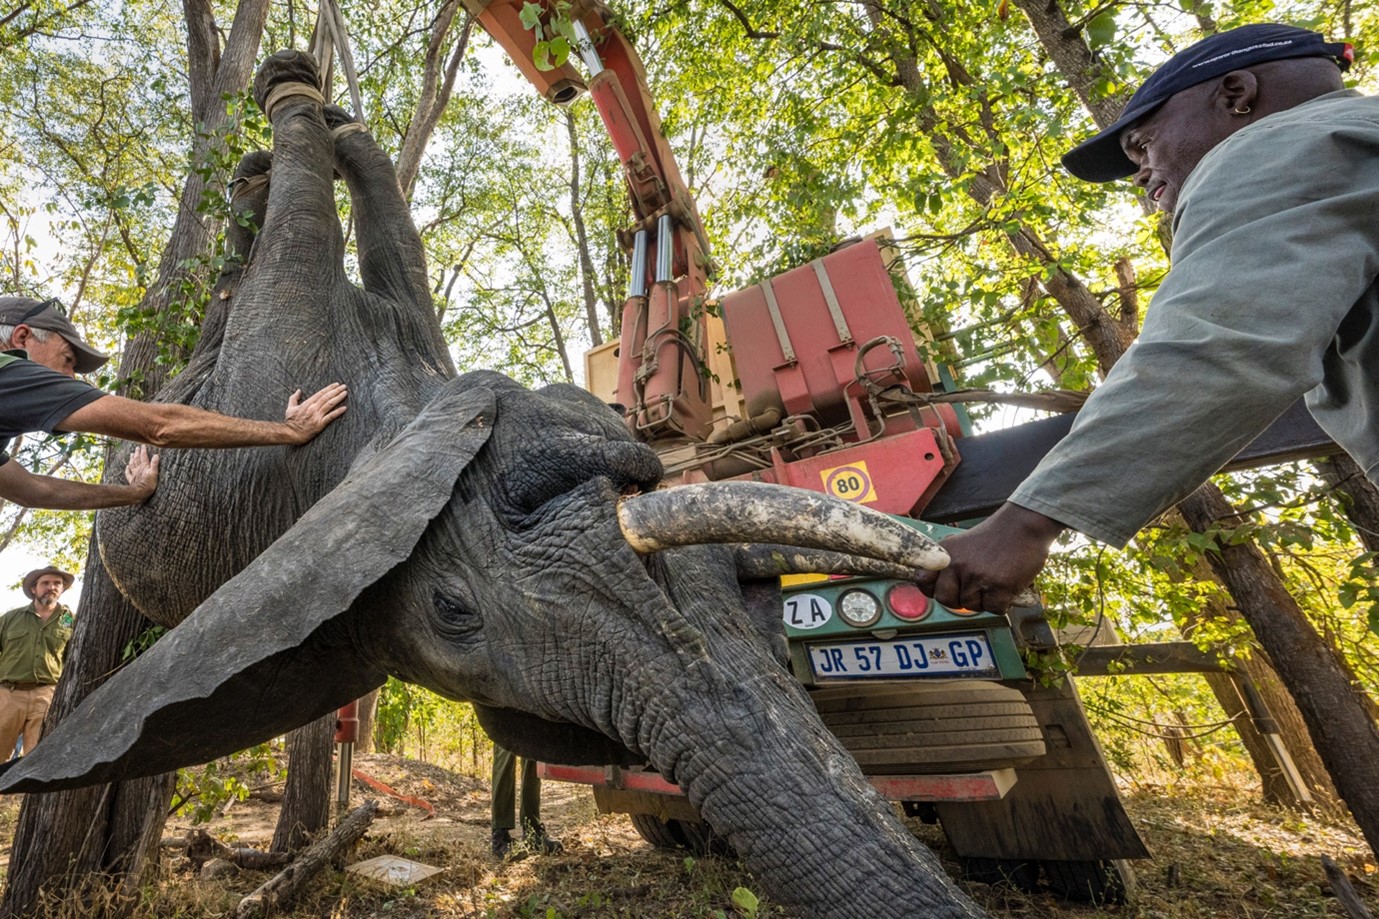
left=886, top=583, right=931, bottom=621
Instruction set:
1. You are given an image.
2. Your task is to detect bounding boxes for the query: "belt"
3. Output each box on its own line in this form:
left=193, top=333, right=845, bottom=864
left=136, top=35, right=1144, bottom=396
left=0, top=681, right=50, bottom=691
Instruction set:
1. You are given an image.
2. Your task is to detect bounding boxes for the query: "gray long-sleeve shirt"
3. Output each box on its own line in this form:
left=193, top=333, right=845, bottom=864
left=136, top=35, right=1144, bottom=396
left=1011, top=90, right=1379, bottom=546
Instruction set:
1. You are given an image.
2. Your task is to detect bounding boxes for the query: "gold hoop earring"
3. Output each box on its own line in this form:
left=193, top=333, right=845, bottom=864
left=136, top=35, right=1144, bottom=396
left=1233, top=105, right=1252, bottom=115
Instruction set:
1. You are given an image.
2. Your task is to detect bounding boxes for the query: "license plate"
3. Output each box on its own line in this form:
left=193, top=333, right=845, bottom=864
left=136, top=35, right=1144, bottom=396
left=808, top=632, right=998, bottom=680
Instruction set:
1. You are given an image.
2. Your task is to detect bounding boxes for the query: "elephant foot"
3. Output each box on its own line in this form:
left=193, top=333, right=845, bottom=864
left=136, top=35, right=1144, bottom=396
left=253, top=49, right=322, bottom=117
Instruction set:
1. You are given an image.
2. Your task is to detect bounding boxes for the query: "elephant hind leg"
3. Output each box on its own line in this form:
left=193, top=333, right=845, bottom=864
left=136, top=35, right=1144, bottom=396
left=245, top=50, right=346, bottom=301
left=227, top=150, right=271, bottom=262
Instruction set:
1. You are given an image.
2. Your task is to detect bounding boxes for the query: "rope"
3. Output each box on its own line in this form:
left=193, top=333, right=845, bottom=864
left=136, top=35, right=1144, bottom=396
left=262, top=81, right=324, bottom=120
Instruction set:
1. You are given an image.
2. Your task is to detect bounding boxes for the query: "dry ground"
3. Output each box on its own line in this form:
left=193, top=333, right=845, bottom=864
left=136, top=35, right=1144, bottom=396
left=0, top=753, right=1375, bottom=918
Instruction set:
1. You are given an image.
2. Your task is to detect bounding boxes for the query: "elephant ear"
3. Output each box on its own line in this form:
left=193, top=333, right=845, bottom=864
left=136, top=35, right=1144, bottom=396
left=0, top=381, right=496, bottom=793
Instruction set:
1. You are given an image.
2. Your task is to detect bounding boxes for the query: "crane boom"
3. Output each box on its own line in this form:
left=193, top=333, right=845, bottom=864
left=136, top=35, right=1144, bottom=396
left=462, top=0, right=714, bottom=443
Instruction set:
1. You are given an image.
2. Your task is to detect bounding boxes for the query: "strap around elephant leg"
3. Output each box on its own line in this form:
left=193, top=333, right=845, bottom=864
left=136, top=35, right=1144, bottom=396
left=262, top=81, right=325, bottom=120
left=228, top=172, right=271, bottom=202
left=331, top=123, right=367, bottom=140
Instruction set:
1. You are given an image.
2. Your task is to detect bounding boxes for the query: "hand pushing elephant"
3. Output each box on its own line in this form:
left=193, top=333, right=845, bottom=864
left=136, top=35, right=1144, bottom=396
left=0, top=51, right=987, bottom=919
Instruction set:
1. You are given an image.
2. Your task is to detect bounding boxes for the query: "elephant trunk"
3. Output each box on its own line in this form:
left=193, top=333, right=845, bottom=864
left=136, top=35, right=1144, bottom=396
left=618, top=482, right=949, bottom=571
left=643, top=675, right=987, bottom=919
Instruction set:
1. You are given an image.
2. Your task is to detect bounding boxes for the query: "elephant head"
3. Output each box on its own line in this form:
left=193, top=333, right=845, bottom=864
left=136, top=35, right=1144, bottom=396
left=1, top=51, right=988, bottom=919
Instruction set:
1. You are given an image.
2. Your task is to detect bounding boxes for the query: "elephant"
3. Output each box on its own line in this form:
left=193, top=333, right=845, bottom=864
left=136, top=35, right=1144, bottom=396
left=0, top=51, right=988, bottom=919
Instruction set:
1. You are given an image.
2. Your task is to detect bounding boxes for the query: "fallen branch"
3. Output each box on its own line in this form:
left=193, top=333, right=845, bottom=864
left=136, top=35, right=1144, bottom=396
left=1322, top=855, right=1376, bottom=919
left=186, top=830, right=292, bottom=872
left=235, top=800, right=378, bottom=919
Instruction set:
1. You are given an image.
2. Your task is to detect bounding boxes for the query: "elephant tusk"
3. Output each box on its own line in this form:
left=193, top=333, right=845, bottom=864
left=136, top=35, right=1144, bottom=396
left=618, top=482, right=949, bottom=572
left=732, top=544, right=924, bottom=581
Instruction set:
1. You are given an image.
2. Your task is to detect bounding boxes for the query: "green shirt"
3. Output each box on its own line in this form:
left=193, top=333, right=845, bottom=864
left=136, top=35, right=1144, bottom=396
left=1012, top=91, right=1379, bottom=545
left=0, top=603, right=75, bottom=685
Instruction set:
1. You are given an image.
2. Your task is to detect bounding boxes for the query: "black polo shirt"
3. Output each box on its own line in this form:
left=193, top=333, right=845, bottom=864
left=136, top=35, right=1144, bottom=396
left=0, top=350, right=106, bottom=467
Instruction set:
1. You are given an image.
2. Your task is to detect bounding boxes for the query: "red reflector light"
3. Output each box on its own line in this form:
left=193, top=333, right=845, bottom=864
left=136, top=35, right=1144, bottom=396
left=887, top=583, right=931, bottom=621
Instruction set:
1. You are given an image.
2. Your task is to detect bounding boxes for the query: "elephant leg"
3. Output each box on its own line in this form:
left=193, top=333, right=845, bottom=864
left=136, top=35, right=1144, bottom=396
left=324, top=106, right=437, bottom=322
left=246, top=51, right=346, bottom=304
left=226, top=149, right=272, bottom=263
left=187, top=150, right=275, bottom=363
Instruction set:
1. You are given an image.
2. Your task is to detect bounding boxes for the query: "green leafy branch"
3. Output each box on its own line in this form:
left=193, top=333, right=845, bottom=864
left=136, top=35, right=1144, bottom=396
left=519, top=1, right=578, bottom=72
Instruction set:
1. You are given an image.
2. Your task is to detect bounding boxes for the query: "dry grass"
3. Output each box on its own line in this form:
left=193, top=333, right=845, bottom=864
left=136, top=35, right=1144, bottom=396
left=1, top=754, right=1375, bottom=918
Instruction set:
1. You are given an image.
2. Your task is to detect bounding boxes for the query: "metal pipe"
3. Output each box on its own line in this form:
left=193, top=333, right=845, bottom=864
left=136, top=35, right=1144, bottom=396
left=629, top=230, right=649, bottom=298
left=655, top=214, right=674, bottom=283
left=1233, top=674, right=1314, bottom=805
left=336, top=741, right=354, bottom=811
left=573, top=20, right=603, bottom=75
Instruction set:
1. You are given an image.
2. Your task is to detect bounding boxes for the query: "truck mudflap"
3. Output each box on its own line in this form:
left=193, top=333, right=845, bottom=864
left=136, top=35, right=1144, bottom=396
left=932, top=678, right=1150, bottom=862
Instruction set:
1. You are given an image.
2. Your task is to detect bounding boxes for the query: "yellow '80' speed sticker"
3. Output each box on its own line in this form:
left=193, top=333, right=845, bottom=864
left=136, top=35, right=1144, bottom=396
left=820, top=461, right=877, bottom=504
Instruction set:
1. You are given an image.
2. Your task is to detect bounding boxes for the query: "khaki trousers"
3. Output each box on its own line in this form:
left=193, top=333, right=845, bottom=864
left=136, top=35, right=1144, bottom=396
left=0, top=684, right=55, bottom=757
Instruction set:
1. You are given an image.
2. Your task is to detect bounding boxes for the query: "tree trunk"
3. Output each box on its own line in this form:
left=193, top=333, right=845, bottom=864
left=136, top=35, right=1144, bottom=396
left=1178, top=485, right=1379, bottom=856
left=271, top=712, right=336, bottom=852
left=1316, top=453, right=1379, bottom=554
left=354, top=688, right=379, bottom=754
left=565, top=108, right=604, bottom=347
left=2, top=2, right=273, bottom=913
left=1182, top=558, right=1339, bottom=807
left=395, top=3, right=471, bottom=201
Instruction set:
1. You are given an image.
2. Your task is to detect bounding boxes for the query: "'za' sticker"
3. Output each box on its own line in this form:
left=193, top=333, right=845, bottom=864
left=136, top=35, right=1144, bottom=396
left=782, top=593, right=833, bottom=630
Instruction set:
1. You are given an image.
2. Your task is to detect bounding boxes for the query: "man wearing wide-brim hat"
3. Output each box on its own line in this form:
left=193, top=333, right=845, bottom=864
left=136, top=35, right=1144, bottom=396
left=0, top=566, right=79, bottom=757
left=915, top=23, right=1371, bottom=612
left=0, top=295, right=350, bottom=511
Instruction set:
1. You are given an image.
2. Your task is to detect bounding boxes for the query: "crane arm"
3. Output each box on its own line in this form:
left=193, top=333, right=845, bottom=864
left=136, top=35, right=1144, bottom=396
left=461, top=0, right=714, bottom=443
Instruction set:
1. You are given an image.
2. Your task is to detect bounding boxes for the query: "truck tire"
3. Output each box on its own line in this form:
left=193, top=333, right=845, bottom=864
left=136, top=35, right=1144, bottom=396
left=1042, top=858, right=1133, bottom=904
left=629, top=813, right=684, bottom=850
left=960, top=857, right=1040, bottom=892
left=812, top=681, right=1045, bottom=772
left=672, top=819, right=735, bottom=858
left=629, top=814, right=735, bottom=858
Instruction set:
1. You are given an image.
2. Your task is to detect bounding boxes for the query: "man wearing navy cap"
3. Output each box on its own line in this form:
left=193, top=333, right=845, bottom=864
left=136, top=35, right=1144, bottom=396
left=0, top=296, right=349, bottom=510
left=916, top=24, right=1368, bottom=613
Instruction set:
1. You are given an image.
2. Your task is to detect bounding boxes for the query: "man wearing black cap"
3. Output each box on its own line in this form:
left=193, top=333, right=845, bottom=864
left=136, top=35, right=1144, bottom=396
left=0, top=295, right=349, bottom=510
left=916, top=23, right=1368, bottom=613
left=0, top=566, right=79, bottom=757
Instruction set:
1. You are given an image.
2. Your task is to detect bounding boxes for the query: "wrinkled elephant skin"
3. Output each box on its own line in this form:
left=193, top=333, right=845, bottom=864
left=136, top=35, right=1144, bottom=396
left=2, top=51, right=986, bottom=919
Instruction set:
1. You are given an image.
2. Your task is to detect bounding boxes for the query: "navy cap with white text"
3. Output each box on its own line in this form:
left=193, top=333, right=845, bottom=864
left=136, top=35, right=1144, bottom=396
left=1063, top=23, right=1353, bottom=182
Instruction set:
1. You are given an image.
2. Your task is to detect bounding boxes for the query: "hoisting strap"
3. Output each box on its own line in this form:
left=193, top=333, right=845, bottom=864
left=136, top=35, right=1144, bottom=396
left=351, top=768, right=436, bottom=815
left=261, top=81, right=324, bottom=120
left=309, top=0, right=366, bottom=122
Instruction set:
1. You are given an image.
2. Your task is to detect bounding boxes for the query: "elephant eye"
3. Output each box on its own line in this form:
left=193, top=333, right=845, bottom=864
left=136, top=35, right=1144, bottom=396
left=433, top=591, right=482, bottom=638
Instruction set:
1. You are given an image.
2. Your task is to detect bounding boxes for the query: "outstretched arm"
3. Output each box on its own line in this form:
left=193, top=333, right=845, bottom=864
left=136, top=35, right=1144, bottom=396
left=56, top=383, right=348, bottom=449
left=0, top=445, right=158, bottom=510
